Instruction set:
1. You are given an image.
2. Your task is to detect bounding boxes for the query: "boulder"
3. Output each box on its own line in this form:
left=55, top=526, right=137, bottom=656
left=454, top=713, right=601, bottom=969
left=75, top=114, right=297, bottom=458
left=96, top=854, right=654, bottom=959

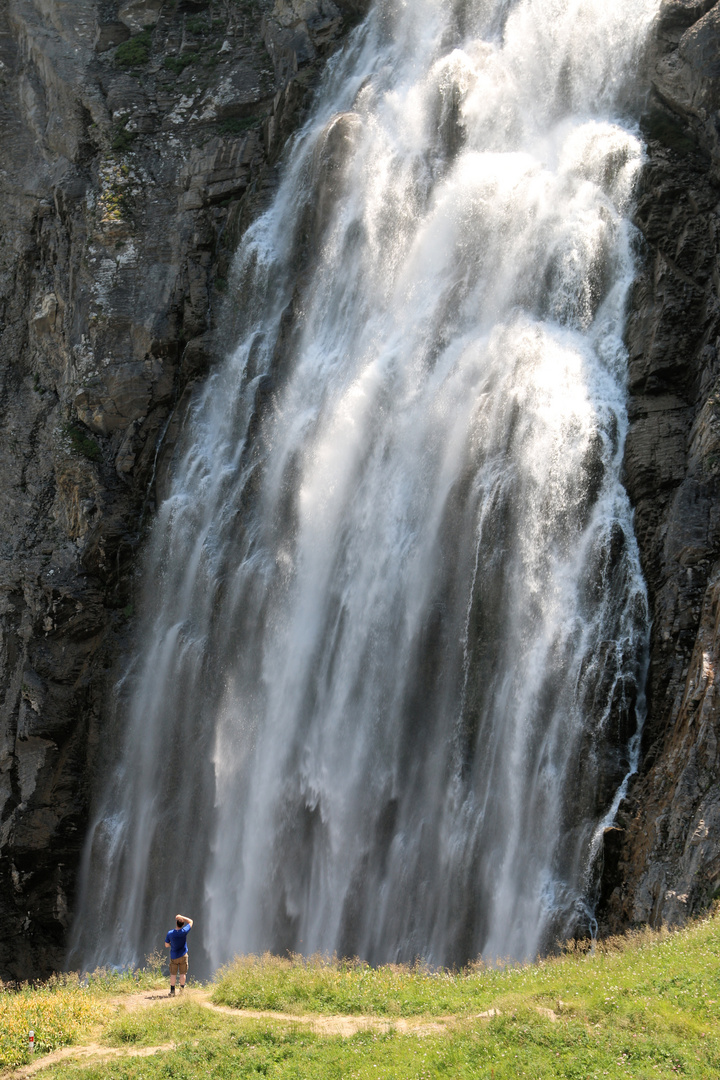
left=117, top=0, right=164, bottom=33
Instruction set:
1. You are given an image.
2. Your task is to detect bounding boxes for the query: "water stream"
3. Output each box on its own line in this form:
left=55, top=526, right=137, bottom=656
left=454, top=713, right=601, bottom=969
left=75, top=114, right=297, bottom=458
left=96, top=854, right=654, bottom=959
left=70, top=0, right=657, bottom=973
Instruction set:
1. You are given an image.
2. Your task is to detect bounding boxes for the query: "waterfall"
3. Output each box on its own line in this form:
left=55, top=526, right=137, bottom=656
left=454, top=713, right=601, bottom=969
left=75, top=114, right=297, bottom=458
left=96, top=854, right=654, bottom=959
left=70, top=0, right=658, bottom=974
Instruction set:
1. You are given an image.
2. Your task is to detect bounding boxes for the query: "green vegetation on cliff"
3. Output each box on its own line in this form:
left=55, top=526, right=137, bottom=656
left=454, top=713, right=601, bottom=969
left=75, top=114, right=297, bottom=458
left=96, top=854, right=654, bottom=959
left=62, top=421, right=102, bottom=463
left=2, top=911, right=719, bottom=1077
left=114, top=29, right=153, bottom=70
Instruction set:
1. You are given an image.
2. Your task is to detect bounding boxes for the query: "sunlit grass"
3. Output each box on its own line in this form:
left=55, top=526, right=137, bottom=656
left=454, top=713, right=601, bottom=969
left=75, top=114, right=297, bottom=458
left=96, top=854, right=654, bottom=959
left=84, top=950, right=168, bottom=996
left=0, top=974, right=111, bottom=1070
left=0, top=953, right=166, bottom=1069
left=5, top=910, right=720, bottom=1077
left=26, top=1016, right=720, bottom=1080
left=103, top=1000, right=225, bottom=1047
left=212, top=911, right=720, bottom=1024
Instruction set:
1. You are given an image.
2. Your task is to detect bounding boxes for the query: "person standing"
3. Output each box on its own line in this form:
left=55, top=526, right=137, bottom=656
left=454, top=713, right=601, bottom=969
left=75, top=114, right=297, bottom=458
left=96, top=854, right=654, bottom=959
left=164, top=913, right=193, bottom=996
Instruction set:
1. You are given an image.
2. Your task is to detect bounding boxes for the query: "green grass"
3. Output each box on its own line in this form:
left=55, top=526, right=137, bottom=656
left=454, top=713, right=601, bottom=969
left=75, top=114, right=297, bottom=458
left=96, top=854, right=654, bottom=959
left=214, top=954, right=478, bottom=1015
left=211, top=915, right=720, bottom=1021
left=5, top=912, right=720, bottom=1078
left=103, top=1000, right=222, bottom=1047
left=83, top=950, right=168, bottom=996
left=0, top=974, right=111, bottom=1070
left=0, top=954, right=166, bottom=1069
left=22, top=1014, right=720, bottom=1080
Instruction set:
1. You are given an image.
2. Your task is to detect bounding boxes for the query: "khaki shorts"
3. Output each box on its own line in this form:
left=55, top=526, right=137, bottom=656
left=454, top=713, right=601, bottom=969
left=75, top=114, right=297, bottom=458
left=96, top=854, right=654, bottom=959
left=170, top=954, right=188, bottom=976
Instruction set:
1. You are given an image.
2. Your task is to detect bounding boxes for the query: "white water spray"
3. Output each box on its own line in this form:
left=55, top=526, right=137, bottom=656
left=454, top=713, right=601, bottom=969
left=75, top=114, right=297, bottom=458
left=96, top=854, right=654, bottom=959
left=71, top=0, right=658, bottom=972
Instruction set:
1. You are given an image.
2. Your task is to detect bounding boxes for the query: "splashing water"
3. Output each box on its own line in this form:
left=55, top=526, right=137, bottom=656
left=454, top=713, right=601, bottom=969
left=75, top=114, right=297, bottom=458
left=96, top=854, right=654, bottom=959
left=70, top=0, right=658, bottom=973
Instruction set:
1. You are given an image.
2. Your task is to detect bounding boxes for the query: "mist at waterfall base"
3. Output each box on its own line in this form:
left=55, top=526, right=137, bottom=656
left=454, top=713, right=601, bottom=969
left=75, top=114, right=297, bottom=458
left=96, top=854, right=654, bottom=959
left=70, top=0, right=658, bottom=976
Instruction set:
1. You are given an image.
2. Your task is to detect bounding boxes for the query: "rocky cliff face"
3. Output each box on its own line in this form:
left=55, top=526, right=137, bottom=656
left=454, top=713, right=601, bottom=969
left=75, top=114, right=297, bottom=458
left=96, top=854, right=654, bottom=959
left=3, top=0, right=720, bottom=980
left=600, top=0, right=720, bottom=931
left=0, top=0, right=366, bottom=980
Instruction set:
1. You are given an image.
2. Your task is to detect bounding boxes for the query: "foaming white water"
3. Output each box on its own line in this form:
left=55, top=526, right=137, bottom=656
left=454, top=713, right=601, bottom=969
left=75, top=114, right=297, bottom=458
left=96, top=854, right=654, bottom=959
left=70, top=0, right=658, bottom=972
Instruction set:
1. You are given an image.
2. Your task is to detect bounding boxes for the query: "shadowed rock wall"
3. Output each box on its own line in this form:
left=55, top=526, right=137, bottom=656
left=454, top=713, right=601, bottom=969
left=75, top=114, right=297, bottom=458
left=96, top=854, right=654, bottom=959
left=600, top=0, right=720, bottom=931
left=0, top=0, right=367, bottom=980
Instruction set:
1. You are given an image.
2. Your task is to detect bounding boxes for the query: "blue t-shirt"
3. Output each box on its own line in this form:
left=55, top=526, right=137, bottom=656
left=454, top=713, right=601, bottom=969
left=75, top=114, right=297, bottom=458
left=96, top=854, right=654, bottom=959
left=165, top=924, right=191, bottom=959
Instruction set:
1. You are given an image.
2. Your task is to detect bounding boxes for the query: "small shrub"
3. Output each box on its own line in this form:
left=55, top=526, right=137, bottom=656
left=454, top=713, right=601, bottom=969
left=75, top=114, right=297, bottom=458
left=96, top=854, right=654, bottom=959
left=111, top=115, right=137, bottom=154
left=186, top=17, right=209, bottom=35
left=163, top=53, right=197, bottom=75
left=63, top=422, right=102, bottom=463
left=115, top=29, right=153, bottom=69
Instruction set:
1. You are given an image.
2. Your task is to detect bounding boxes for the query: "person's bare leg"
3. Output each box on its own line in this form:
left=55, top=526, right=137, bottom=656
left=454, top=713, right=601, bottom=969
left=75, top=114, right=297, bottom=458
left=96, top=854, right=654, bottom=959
left=180, top=973, right=186, bottom=989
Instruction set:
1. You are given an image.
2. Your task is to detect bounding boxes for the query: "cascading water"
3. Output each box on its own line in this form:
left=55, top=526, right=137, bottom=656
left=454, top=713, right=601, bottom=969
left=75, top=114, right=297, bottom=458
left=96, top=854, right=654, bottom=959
left=70, top=0, right=659, bottom=974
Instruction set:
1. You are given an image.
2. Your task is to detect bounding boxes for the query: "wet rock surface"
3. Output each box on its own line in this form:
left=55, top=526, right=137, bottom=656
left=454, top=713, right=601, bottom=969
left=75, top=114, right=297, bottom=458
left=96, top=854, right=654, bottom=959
left=0, top=0, right=366, bottom=980
left=600, top=0, right=720, bottom=933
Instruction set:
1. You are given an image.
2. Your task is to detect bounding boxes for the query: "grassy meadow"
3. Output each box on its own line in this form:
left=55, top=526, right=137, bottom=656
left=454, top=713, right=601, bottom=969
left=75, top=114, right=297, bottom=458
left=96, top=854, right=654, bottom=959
left=1, top=911, right=719, bottom=1078
left=0, top=974, right=111, bottom=1071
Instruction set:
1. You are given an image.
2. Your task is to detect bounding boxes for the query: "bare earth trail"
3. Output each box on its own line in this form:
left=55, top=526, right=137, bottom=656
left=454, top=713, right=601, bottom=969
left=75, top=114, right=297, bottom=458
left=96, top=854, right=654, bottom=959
left=5, top=988, right=491, bottom=1078
left=6, top=1040, right=177, bottom=1079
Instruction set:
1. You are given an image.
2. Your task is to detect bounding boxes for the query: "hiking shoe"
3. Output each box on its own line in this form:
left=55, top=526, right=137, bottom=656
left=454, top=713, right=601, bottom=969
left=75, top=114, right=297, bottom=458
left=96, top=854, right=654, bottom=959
left=169, top=987, right=175, bottom=996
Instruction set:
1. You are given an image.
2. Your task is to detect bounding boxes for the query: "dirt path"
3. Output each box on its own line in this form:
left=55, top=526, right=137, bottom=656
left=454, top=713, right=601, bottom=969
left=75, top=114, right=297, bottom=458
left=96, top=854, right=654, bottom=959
left=4, top=988, right=498, bottom=1077
left=197, top=992, right=452, bottom=1036
left=8, top=1040, right=177, bottom=1079
left=110, top=987, right=460, bottom=1035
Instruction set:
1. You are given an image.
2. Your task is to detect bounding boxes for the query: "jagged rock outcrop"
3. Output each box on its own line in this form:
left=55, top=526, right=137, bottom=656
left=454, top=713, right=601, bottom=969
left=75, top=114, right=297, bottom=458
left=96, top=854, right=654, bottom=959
left=600, top=0, right=720, bottom=931
left=0, top=0, right=366, bottom=980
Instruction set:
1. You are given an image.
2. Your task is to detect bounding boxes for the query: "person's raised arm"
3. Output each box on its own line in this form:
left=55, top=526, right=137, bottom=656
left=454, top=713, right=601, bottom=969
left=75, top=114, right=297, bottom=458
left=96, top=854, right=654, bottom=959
left=176, top=914, right=193, bottom=927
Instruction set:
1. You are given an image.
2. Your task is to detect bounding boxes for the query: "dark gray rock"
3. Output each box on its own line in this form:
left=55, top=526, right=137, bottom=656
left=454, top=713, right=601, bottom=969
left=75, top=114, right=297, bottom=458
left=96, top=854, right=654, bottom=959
left=0, top=0, right=360, bottom=980
left=600, top=0, right=720, bottom=934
